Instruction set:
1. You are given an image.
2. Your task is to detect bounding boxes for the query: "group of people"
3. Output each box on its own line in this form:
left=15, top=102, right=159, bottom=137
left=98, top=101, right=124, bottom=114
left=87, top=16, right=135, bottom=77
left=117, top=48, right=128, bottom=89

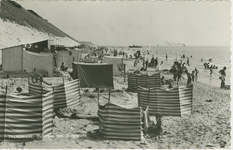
left=170, top=60, right=199, bottom=86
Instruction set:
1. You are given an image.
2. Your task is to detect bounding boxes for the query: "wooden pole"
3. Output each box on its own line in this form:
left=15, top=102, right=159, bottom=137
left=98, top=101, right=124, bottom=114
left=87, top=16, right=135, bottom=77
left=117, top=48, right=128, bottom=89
left=97, top=88, right=100, bottom=105
left=108, top=89, right=111, bottom=103
left=124, top=64, right=126, bottom=82
left=6, top=85, right=7, bottom=94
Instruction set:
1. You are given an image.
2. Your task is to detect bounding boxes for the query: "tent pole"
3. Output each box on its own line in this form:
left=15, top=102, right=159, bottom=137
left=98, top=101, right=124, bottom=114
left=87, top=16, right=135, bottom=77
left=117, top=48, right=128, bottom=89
left=124, top=64, right=126, bottom=82
left=97, top=88, right=100, bottom=105
left=108, top=89, right=111, bottom=103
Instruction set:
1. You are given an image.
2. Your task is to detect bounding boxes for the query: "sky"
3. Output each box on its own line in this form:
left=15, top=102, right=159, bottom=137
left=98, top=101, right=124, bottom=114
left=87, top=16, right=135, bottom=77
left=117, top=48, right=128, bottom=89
left=17, top=1, right=231, bottom=46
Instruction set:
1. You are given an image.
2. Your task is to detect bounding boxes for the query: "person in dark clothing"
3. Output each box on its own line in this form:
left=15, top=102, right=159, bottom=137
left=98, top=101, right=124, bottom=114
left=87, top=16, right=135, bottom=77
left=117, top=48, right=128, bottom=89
left=195, top=68, right=199, bottom=80
left=219, top=66, right=226, bottom=89
left=166, top=54, right=168, bottom=61
left=155, top=57, right=158, bottom=69
left=60, top=62, right=68, bottom=71
left=150, top=56, right=155, bottom=68
left=191, top=71, right=195, bottom=82
left=187, top=58, right=190, bottom=66
left=210, top=67, right=213, bottom=76
left=185, top=70, right=192, bottom=86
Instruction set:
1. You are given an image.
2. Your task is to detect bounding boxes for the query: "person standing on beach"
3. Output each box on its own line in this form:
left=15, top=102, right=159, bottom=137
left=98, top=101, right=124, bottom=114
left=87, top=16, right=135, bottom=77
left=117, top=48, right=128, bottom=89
left=191, top=71, right=195, bottom=82
left=195, top=68, right=199, bottom=80
left=187, top=58, right=190, bottom=66
left=219, top=66, right=226, bottom=89
left=210, top=67, right=213, bottom=76
left=166, top=54, right=168, bottom=61
left=185, top=70, right=192, bottom=86
left=155, top=57, right=158, bottom=69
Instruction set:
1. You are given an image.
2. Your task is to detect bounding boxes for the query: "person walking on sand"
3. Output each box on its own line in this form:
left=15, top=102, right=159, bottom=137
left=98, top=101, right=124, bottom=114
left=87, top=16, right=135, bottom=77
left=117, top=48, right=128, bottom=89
left=210, top=67, right=213, bottom=76
left=166, top=54, right=168, bottom=61
left=219, top=66, right=226, bottom=89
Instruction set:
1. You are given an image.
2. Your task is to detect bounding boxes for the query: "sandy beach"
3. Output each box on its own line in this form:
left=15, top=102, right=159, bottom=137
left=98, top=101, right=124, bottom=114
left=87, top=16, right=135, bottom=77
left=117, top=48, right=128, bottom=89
left=0, top=1, right=231, bottom=149
left=0, top=58, right=230, bottom=149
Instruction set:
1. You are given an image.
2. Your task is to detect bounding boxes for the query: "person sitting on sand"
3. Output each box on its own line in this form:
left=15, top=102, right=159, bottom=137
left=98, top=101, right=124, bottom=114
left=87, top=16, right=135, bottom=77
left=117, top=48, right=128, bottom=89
left=219, top=66, right=226, bottom=89
left=160, top=76, right=165, bottom=85
left=60, top=62, right=68, bottom=71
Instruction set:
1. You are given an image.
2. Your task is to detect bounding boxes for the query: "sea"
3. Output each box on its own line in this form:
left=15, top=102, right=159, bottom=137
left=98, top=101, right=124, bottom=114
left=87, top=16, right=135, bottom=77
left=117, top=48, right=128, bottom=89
left=0, top=46, right=231, bottom=88
left=113, top=46, right=231, bottom=88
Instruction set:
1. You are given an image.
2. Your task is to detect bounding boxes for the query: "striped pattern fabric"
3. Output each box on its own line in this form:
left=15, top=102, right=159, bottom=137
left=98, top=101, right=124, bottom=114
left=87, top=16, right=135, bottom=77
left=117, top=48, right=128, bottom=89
left=28, top=79, right=52, bottom=95
left=137, top=85, right=193, bottom=117
left=128, top=73, right=161, bottom=92
left=0, top=93, right=53, bottom=142
left=0, top=93, right=6, bottom=142
left=53, top=79, right=81, bottom=108
left=103, top=56, right=123, bottom=75
left=28, top=79, right=81, bottom=109
left=42, top=91, right=54, bottom=137
left=98, top=103, right=143, bottom=141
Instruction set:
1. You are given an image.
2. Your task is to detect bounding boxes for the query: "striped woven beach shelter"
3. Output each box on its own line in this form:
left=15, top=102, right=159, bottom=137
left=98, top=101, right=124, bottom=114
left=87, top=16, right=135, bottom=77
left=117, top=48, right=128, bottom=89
left=0, top=91, right=53, bottom=142
left=28, top=79, right=81, bottom=108
left=128, top=73, right=161, bottom=92
left=137, top=84, right=193, bottom=117
left=98, top=102, right=143, bottom=141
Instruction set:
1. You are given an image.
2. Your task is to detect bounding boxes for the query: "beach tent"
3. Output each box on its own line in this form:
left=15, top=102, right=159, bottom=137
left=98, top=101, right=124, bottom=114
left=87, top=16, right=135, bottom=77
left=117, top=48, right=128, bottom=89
left=137, top=84, right=193, bottom=117
left=98, top=102, right=143, bottom=141
left=28, top=79, right=81, bottom=108
left=2, top=45, right=54, bottom=76
left=103, top=56, right=124, bottom=76
left=0, top=91, right=53, bottom=142
left=128, top=73, right=161, bottom=92
left=56, top=48, right=82, bottom=69
left=72, top=62, right=114, bottom=89
left=23, top=50, right=53, bottom=76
